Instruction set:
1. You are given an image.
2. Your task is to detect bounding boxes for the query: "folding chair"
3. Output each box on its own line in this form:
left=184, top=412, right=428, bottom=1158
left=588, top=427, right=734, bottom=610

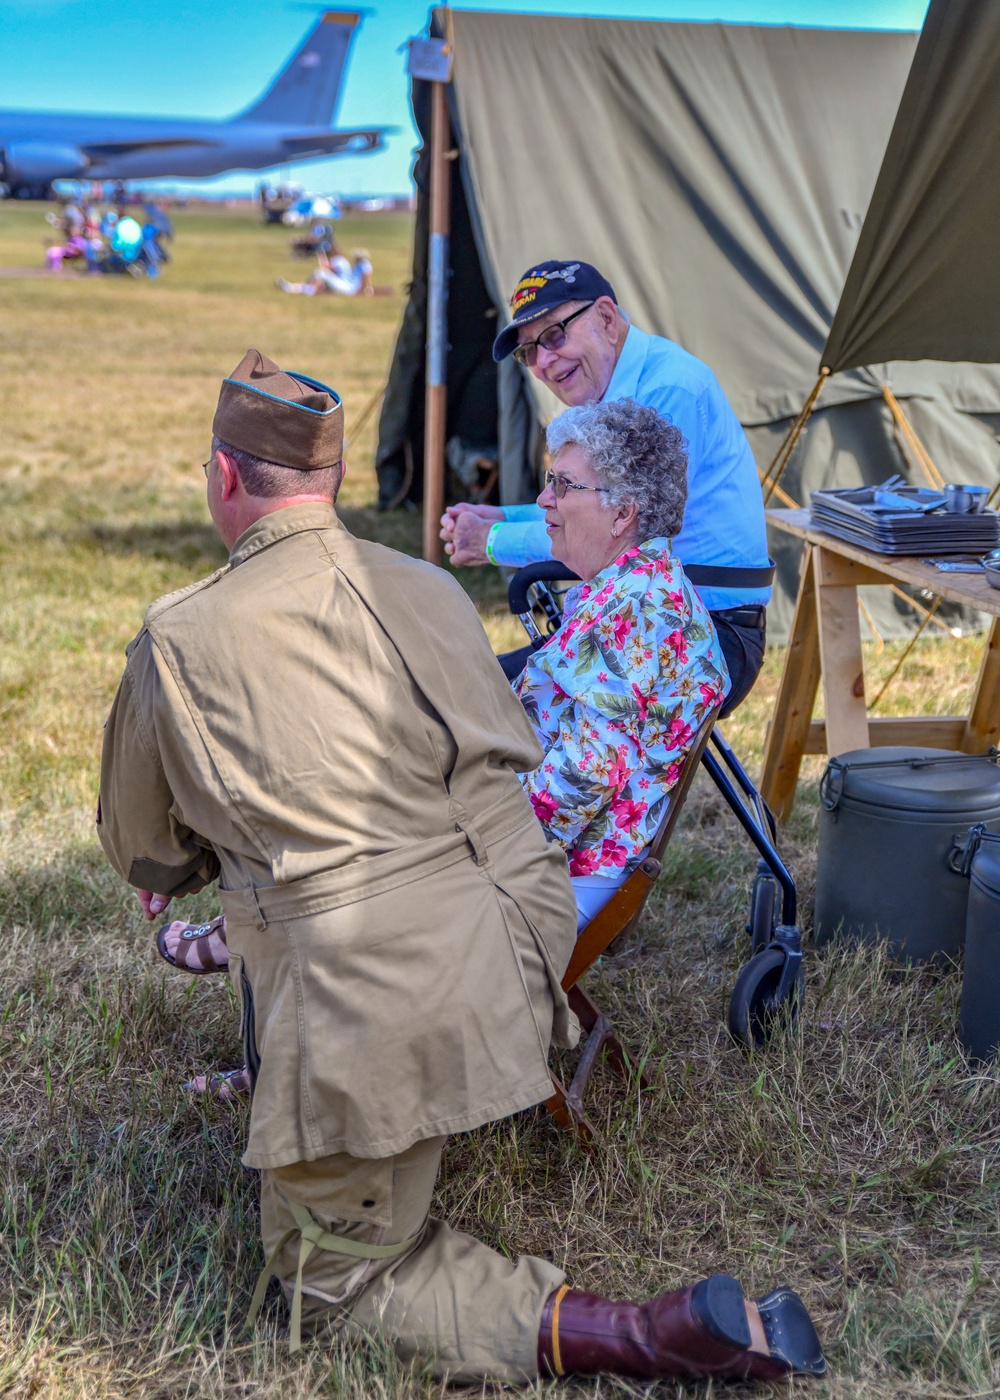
left=543, top=711, right=719, bottom=1145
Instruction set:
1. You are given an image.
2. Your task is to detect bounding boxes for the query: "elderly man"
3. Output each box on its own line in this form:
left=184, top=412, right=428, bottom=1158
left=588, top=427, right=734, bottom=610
left=440, top=260, right=772, bottom=711
left=97, top=350, right=823, bottom=1385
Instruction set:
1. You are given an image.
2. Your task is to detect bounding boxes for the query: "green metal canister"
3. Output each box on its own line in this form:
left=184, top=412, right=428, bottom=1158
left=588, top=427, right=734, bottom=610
left=959, top=829, right=1000, bottom=1061
left=814, top=748, right=1000, bottom=962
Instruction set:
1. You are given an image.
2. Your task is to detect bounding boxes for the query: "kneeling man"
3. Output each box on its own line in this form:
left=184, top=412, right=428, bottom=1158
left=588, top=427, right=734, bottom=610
left=97, top=350, right=824, bottom=1385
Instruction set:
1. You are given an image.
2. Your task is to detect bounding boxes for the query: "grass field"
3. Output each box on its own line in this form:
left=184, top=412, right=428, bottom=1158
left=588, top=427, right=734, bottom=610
left=1, top=201, right=998, bottom=1399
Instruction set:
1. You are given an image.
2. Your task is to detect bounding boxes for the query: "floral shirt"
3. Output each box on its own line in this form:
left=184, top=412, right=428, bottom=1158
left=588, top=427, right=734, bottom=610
left=515, top=539, right=729, bottom=878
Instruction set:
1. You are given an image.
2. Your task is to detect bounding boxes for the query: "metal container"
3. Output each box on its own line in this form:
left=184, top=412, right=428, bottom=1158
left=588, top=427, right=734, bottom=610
left=982, top=548, right=1000, bottom=590
left=944, top=483, right=988, bottom=514
left=959, top=829, right=1000, bottom=1061
left=815, top=748, right=1000, bottom=961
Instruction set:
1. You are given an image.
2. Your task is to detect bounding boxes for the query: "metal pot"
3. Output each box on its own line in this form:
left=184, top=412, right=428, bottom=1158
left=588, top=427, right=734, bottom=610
left=945, top=483, right=989, bottom=514
left=983, top=548, right=1000, bottom=590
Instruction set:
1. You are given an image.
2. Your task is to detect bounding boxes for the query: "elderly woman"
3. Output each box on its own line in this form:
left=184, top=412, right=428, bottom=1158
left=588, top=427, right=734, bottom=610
left=515, top=397, right=729, bottom=930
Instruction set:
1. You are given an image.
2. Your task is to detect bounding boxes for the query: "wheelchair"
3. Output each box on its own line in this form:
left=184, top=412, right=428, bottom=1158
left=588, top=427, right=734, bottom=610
left=506, top=560, right=804, bottom=1053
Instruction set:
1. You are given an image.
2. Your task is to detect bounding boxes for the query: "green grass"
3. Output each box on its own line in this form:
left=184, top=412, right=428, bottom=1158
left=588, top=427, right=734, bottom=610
left=1, top=200, right=998, bottom=1398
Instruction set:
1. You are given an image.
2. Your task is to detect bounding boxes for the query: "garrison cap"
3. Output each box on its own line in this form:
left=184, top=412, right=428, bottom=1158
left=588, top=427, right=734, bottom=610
left=213, top=349, right=343, bottom=470
left=492, top=260, right=617, bottom=362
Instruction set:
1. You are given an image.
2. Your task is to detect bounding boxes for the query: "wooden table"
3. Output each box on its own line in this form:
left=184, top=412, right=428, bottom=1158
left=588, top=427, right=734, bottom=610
left=760, top=508, right=1000, bottom=821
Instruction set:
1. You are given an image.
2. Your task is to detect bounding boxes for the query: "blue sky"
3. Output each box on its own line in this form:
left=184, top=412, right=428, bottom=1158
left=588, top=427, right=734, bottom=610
left=0, top=0, right=930, bottom=198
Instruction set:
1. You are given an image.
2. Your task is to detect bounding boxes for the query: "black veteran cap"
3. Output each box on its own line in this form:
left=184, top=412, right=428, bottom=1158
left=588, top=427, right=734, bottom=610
left=492, top=260, right=617, bottom=362
left=213, top=349, right=344, bottom=470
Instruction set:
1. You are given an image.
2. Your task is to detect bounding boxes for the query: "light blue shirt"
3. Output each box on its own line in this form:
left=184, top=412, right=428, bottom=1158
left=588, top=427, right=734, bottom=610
left=488, top=324, right=770, bottom=611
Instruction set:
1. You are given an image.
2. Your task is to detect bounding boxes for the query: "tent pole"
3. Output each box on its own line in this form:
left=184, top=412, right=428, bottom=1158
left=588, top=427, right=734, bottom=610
left=881, top=384, right=945, bottom=488
left=422, top=78, right=452, bottom=564
left=761, top=368, right=829, bottom=505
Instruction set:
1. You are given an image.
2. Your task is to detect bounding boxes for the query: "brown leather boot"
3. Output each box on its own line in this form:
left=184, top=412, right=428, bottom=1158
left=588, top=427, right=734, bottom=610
left=538, top=1273, right=825, bottom=1382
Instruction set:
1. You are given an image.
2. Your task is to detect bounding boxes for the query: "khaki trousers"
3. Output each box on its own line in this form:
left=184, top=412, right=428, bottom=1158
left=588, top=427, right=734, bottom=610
left=260, top=1135, right=566, bottom=1382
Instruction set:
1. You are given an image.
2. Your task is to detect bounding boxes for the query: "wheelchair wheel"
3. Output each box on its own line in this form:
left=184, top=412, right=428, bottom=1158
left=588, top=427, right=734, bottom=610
left=727, top=946, right=800, bottom=1049
left=747, top=869, right=779, bottom=954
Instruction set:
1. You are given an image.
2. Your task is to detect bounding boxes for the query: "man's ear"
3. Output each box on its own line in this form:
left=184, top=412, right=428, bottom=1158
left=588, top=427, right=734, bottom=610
left=594, top=296, right=619, bottom=339
left=215, top=450, right=241, bottom=499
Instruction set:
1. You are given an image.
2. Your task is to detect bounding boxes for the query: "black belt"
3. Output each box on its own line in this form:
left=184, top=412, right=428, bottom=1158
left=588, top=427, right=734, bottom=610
left=711, top=605, right=767, bottom=627
left=683, top=560, right=775, bottom=589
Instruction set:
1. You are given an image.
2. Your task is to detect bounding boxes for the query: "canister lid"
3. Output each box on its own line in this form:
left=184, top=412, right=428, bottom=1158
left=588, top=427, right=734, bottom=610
left=821, top=747, right=1000, bottom=814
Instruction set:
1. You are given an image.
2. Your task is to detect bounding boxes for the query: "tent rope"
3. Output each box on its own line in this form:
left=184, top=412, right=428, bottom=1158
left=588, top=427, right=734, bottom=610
left=345, top=381, right=386, bottom=447
left=761, top=368, right=829, bottom=505
left=869, top=595, right=943, bottom=710
left=881, top=384, right=945, bottom=488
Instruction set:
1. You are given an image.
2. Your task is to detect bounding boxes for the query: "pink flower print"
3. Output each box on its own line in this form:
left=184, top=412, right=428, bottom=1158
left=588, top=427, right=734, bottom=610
left=667, top=629, right=689, bottom=665
left=597, top=671, right=608, bottom=683
left=618, top=546, right=641, bottom=565
left=638, top=777, right=651, bottom=790
left=666, top=717, right=693, bottom=751
left=543, top=763, right=555, bottom=774
left=666, top=590, right=685, bottom=611
left=600, top=837, right=629, bottom=868
left=699, top=682, right=720, bottom=709
left=569, top=847, right=601, bottom=876
left=552, top=682, right=568, bottom=701
left=631, top=683, right=651, bottom=722
left=541, top=710, right=550, bottom=721
left=663, top=760, right=683, bottom=789
left=612, top=613, right=632, bottom=648
left=529, top=789, right=559, bottom=824
left=608, top=747, right=631, bottom=792
left=612, top=797, right=648, bottom=830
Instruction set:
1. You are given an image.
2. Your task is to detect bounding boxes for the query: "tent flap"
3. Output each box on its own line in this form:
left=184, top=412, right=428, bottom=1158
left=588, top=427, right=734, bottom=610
left=822, top=0, right=1000, bottom=373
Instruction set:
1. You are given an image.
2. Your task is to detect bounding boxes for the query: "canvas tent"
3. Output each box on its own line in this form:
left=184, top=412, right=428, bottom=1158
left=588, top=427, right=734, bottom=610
left=376, top=8, right=1000, bottom=637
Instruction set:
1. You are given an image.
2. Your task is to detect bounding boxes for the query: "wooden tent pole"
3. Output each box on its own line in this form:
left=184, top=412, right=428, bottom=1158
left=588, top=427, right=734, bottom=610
left=881, top=384, right=945, bottom=488
left=422, top=78, right=452, bottom=564
left=761, top=368, right=829, bottom=505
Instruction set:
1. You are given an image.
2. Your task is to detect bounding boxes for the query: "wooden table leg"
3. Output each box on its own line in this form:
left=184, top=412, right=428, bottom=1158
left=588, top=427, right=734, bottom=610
left=761, top=544, right=822, bottom=822
left=814, top=546, right=869, bottom=756
left=962, top=616, right=1000, bottom=752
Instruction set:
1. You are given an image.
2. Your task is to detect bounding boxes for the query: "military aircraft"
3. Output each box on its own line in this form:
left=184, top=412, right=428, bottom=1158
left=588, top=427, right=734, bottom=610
left=0, top=11, right=384, bottom=198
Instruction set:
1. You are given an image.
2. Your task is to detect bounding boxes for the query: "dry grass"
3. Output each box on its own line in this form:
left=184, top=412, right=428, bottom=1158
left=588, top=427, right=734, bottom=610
left=1, top=201, right=998, bottom=1399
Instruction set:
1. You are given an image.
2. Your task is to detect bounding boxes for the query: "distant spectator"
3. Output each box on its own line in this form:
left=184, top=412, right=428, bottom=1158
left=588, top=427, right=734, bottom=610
left=276, top=246, right=374, bottom=297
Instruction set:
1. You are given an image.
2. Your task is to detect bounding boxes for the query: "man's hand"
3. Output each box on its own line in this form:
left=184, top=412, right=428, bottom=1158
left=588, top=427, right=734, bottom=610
left=440, top=504, right=504, bottom=567
left=136, top=885, right=204, bottom=921
left=137, top=888, right=172, bottom=921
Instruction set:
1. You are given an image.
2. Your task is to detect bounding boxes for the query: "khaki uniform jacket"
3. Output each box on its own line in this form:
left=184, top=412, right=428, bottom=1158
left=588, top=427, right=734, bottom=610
left=99, top=504, right=577, bottom=1167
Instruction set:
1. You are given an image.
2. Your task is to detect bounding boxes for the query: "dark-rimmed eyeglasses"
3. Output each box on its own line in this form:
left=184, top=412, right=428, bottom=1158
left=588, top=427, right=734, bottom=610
left=543, top=470, right=611, bottom=500
left=512, top=301, right=595, bottom=367
left=202, top=456, right=214, bottom=479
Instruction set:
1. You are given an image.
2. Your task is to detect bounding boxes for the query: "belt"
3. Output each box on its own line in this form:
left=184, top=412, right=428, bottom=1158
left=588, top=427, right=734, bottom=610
left=710, top=605, right=767, bottom=628
left=684, top=560, right=775, bottom=589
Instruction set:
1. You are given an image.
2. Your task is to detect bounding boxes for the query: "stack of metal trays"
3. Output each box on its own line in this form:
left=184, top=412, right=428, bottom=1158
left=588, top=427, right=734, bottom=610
left=809, top=477, right=1000, bottom=555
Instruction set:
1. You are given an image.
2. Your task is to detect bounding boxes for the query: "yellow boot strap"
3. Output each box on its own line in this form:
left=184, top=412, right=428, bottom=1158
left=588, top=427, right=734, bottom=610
left=247, top=1199, right=425, bottom=1353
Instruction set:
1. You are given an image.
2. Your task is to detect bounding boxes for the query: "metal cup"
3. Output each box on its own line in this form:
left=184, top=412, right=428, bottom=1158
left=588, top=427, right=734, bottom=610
left=944, top=483, right=989, bottom=514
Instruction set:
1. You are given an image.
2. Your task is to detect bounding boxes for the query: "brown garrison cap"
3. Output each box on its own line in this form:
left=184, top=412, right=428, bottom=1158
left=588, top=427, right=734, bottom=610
left=213, top=349, right=344, bottom=470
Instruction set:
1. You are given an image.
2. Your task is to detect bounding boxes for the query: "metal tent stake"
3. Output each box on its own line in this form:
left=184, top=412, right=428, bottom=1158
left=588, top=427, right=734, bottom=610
left=422, top=78, right=452, bottom=564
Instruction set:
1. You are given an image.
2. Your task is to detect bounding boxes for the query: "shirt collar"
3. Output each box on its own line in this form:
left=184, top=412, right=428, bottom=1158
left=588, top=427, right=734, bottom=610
left=566, top=536, right=676, bottom=614
left=603, top=323, right=649, bottom=402
left=229, top=501, right=342, bottom=568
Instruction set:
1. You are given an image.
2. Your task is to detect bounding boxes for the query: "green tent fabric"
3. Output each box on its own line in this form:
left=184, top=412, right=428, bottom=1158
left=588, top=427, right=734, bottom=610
left=376, top=8, right=1000, bottom=639
left=823, top=0, right=1000, bottom=373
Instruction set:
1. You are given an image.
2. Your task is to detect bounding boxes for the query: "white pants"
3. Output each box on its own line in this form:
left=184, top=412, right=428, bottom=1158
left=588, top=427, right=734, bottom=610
left=571, top=869, right=628, bottom=931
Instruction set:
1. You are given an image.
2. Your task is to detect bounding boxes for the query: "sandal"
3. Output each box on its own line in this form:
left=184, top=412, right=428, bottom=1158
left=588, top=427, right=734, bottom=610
left=156, top=915, right=229, bottom=974
left=183, top=1066, right=251, bottom=1104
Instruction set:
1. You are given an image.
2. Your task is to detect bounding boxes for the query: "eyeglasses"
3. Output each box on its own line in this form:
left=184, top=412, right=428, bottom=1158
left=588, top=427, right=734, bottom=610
left=202, top=456, right=214, bottom=479
left=543, top=470, right=611, bottom=500
left=512, top=301, right=595, bottom=367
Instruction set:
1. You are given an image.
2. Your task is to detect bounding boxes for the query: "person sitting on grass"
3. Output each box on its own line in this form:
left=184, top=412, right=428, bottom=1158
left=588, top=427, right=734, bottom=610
left=100, top=349, right=824, bottom=1384
left=276, top=246, right=374, bottom=297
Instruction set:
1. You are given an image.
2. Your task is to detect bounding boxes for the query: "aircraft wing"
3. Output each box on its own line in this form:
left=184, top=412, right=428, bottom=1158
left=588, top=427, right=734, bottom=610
left=81, top=137, right=223, bottom=157
left=280, top=127, right=385, bottom=155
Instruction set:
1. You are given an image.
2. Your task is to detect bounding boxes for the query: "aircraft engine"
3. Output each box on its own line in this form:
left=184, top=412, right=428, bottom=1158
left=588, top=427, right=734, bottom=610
left=1, top=141, right=89, bottom=188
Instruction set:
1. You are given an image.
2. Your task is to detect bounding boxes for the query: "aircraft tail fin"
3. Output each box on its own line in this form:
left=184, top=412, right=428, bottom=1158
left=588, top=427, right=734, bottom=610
left=237, top=12, right=361, bottom=128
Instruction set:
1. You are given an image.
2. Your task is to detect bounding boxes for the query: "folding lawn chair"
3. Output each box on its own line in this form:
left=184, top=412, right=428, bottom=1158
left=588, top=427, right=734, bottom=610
left=543, top=710, right=718, bottom=1145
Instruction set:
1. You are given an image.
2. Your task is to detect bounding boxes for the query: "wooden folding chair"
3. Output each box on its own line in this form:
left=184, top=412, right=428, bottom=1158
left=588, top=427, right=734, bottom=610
left=544, top=710, right=720, bottom=1145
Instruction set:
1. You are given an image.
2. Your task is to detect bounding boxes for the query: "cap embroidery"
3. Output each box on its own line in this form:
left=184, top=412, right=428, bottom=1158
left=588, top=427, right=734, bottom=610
left=509, top=263, right=581, bottom=314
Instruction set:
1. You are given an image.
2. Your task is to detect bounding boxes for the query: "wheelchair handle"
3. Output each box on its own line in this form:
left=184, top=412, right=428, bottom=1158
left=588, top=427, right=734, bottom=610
left=506, top=561, right=581, bottom=615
